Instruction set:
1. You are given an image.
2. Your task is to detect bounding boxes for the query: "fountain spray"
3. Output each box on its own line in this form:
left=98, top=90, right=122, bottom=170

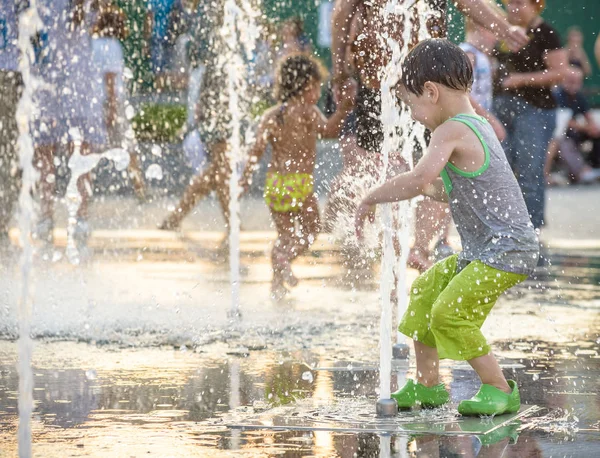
left=222, top=0, right=260, bottom=320
left=15, top=1, right=42, bottom=456
left=375, top=0, right=438, bottom=416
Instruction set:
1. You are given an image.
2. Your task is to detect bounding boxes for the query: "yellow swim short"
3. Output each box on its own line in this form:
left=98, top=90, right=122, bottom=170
left=264, top=172, right=314, bottom=213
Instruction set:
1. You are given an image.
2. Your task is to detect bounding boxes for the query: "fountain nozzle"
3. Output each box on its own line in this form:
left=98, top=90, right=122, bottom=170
left=376, top=398, right=398, bottom=417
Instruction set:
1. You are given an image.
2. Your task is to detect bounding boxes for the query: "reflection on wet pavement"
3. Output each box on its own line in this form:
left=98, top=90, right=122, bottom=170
left=0, top=250, right=599, bottom=456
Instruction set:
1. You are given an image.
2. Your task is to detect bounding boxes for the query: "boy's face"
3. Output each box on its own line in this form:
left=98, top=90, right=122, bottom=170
left=398, top=84, right=437, bottom=130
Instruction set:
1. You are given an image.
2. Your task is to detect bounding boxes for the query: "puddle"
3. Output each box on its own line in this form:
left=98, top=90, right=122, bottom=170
left=0, top=253, right=599, bottom=456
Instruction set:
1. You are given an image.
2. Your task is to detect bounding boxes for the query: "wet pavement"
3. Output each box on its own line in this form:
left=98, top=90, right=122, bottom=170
left=0, top=192, right=600, bottom=457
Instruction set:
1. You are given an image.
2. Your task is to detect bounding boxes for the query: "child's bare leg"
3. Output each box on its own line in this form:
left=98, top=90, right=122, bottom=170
left=160, top=164, right=216, bottom=229
left=215, top=173, right=231, bottom=230
left=270, top=209, right=296, bottom=291
left=414, top=340, right=440, bottom=387
left=76, top=174, right=92, bottom=219
left=34, top=144, right=57, bottom=221
left=127, top=150, right=146, bottom=200
left=468, top=353, right=511, bottom=393
left=75, top=142, right=92, bottom=220
left=289, top=194, right=320, bottom=262
left=161, top=141, right=229, bottom=230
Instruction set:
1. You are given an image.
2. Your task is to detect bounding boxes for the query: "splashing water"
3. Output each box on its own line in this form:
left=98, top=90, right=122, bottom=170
left=145, top=163, right=164, bottom=180
left=376, top=0, right=438, bottom=402
left=16, top=2, right=42, bottom=456
left=221, top=0, right=260, bottom=320
left=64, top=128, right=130, bottom=264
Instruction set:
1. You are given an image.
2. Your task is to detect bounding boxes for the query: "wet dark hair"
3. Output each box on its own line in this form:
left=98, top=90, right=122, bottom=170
left=401, top=38, right=473, bottom=96
left=274, top=53, right=327, bottom=103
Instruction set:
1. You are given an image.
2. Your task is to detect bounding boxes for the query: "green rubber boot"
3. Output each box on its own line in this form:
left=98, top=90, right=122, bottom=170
left=458, top=380, right=521, bottom=416
left=391, top=379, right=450, bottom=409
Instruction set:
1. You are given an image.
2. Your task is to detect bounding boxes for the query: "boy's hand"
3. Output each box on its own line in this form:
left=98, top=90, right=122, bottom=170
left=355, top=200, right=376, bottom=241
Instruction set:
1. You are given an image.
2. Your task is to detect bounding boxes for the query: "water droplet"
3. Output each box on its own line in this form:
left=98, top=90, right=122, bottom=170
left=145, top=164, right=163, bottom=180
left=125, top=105, right=135, bottom=120
left=301, top=371, right=314, bottom=383
left=151, top=145, right=162, bottom=157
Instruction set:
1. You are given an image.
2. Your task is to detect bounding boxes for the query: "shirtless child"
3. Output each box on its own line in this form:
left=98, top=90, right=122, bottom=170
left=241, top=54, right=355, bottom=299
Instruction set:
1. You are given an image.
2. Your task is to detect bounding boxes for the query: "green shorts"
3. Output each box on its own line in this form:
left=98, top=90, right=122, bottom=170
left=398, top=254, right=528, bottom=361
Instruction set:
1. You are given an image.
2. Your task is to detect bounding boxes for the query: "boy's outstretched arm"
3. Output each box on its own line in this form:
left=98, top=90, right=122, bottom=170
left=423, top=178, right=448, bottom=203
left=240, top=117, right=270, bottom=192
left=355, top=123, right=456, bottom=238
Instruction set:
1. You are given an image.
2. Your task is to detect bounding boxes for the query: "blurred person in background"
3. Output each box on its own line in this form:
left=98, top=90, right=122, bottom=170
left=92, top=4, right=146, bottom=199
left=33, top=0, right=106, bottom=248
left=493, top=0, right=568, bottom=230
left=158, top=0, right=235, bottom=238
left=565, top=26, right=592, bottom=77
left=0, top=1, right=27, bottom=251
left=545, top=67, right=600, bottom=184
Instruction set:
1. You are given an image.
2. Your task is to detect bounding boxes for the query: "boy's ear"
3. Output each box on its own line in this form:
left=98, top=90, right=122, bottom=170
left=423, top=81, right=440, bottom=103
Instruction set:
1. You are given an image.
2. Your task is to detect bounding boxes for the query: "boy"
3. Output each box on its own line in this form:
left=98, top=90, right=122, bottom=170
left=355, top=39, right=539, bottom=416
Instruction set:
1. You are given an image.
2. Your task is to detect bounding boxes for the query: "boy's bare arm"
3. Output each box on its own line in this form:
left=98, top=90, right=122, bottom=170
left=355, top=124, right=457, bottom=238
left=361, top=123, right=457, bottom=206
left=423, top=178, right=448, bottom=203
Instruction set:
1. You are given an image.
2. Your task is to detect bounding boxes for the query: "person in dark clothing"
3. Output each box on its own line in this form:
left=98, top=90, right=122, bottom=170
left=545, top=67, right=600, bottom=184
left=493, top=0, right=569, bottom=229
left=554, top=70, right=600, bottom=169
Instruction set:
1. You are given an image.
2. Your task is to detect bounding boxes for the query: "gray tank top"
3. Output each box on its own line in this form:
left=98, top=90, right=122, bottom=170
left=440, top=114, right=539, bottom=275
